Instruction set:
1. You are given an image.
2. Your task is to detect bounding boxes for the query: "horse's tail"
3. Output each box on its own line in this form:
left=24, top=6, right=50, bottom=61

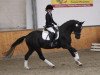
left=3, top=36, right=26, bottom=60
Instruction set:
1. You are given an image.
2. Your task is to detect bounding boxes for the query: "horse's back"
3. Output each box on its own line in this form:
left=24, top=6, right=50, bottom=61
left=25, top=30, right=42, bottom=42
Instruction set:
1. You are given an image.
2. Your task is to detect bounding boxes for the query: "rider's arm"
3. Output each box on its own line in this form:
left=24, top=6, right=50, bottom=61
left=46, top=13, right=51, bottom=26
left=51, top=18, right=57, bottom=25
left=51, top=14, right=57, bottom=25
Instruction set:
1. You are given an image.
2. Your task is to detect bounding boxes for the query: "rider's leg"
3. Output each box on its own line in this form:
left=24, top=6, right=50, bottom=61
left=46, top=27, right=56, bottom=47
left=46, top=27, right=55, bottom=41
left=46, top=27, right=55, bottom=33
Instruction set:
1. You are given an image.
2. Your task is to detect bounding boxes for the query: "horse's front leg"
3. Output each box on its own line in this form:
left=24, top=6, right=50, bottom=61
left=74, top=52, right=82, bottom=66
left=67, top=46, right=82, bottom=66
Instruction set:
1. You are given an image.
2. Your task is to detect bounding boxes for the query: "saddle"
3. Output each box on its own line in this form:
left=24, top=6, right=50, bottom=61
left=42, top=26, right=59, bottom=41
left=42, top=25, right=59, bottom=47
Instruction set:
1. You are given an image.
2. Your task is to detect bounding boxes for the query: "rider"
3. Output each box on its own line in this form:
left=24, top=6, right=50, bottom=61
left=45, top=4, right=58, bottom=47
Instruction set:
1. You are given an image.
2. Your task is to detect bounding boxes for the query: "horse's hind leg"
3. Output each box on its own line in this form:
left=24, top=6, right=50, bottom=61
left=67, top=46, right=82, bottom=66
left=24, top=42, right=34, bottom=69
left=24, top=49, right=34, bottom=69
left=36, top=49, right=55, bottom=67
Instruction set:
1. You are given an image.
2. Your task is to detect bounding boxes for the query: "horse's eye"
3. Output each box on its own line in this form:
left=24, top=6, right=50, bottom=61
left=75, top=24, right=78, bottom=27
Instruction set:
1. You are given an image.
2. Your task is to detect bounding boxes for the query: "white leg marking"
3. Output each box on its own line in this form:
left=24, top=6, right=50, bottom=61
left=74, top=52, right=79, bottom=61
left=24, top=60, right=30, bottom=69
left=74, top=52, right=82, bottom=66
left=44, top=59, right=55, bottom=67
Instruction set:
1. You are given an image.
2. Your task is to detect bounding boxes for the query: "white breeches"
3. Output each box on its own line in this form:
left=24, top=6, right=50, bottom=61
left=46, top=27, right=55, bottom=33
left=46, top=25, right=58, bottom=33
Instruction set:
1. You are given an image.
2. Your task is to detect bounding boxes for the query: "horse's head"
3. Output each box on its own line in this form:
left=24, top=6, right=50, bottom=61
left=73, top=21, right=84, bottom=39
left=60, top=20, right=84, bottom=39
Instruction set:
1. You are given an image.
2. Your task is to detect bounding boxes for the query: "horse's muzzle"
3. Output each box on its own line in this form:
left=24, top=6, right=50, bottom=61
left=74, top=32, right=81, bottom=39
left=75, top=33, right=81, bottom=39
left=75, top=35, right=80, bottom=39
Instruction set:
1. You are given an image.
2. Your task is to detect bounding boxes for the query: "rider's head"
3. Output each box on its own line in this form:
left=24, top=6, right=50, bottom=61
left=45, top=4, right=54, bottom=12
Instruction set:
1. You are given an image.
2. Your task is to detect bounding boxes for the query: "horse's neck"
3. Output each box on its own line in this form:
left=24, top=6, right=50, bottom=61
left=60, top=24, right=74, bottom=34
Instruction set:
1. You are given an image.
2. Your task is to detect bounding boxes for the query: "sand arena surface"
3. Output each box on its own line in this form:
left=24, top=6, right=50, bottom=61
left=0, top=49, right=100, bottom=75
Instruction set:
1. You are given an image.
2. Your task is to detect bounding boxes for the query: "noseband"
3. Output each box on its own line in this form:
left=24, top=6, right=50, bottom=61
left=74, top=32, right=81, bottom=35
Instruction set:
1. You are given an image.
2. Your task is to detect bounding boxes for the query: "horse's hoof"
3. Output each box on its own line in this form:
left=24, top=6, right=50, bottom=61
left=79, top=64, right=83, bottom=66
left=75, top=61, right=83, bottom=66
left=52, top=66, right=55, bottom=68
left=26, top=68, right=30, bottom=70
left=24, top=67, right=30, bottom=70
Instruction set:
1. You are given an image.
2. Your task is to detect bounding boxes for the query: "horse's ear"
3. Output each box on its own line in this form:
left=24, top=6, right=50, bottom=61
left=81, top=21, right=85, bottom=24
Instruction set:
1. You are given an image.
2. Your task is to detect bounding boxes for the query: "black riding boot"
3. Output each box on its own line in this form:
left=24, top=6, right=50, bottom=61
left=49, top=32, right=57, bottom=47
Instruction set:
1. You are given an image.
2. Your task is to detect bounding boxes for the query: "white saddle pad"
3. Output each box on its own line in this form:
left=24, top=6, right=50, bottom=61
left=42, top=29, right=59, bottom=40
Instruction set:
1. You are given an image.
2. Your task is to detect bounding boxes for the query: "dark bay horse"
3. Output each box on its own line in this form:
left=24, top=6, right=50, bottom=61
left=4, top=20, right=84, bottom=69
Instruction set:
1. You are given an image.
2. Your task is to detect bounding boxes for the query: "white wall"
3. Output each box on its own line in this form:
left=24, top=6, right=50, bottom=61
left=0, top=0, right=99, bottom=30
left=36, top=0, right=100, bottom=28
left=26, top=0, right=33, bottom=29
left=0, top=0, right=26, bottom=29
left=36, top=0, right=51, bottom=28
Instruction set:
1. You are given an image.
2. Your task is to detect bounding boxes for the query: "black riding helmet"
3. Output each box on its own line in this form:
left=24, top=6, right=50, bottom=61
left=45, top=4, right=54, bottom=11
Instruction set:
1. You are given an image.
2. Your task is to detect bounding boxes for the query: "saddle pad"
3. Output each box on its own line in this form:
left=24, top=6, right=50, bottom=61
left=42, top=29, right=59, bottom=40
left=42, top=30, right=50, bottom=40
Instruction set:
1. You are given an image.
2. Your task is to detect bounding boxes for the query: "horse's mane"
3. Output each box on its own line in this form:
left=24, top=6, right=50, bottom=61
left=60, top=20, right=79, bottom=28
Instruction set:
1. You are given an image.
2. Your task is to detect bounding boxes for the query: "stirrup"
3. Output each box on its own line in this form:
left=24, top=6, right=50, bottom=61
left=51, top=42, right=53, bottom=47
left=50, top=41, right=57, bottom=47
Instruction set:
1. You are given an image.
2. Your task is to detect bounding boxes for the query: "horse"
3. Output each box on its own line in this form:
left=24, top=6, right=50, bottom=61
left=4, top=20, right=84, bottom=69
